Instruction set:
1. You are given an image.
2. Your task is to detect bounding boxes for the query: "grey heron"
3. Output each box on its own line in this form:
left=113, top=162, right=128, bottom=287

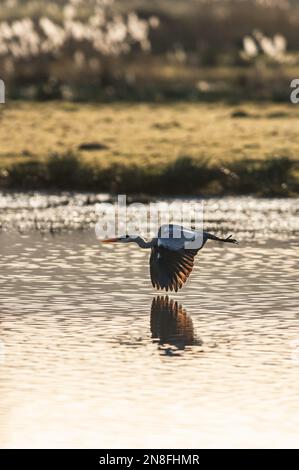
left=102, top=224, right=238, bottom=291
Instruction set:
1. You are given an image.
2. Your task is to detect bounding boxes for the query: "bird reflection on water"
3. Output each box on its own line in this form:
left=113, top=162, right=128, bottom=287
left=150, top=296, right=202, bottom=355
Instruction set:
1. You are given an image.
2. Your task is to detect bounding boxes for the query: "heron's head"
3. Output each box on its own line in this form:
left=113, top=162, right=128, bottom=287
left=101, top=235, right=134, bottom=244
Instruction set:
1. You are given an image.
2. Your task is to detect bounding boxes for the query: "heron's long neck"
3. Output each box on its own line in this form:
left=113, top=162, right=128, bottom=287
left=134, top=237, right=156, bottom=249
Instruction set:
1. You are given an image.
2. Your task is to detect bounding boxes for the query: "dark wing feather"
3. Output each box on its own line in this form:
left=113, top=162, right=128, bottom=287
left=150, top=246, right=199, bottom=291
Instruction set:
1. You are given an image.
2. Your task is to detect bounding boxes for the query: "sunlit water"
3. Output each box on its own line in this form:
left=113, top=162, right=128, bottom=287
left=0, top=196, right=299, bottom=448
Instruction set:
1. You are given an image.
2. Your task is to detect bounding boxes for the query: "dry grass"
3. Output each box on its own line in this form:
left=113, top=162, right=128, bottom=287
left=0, top=101, right=299, bottom=195
left=1, top=101, right=299, bottom=166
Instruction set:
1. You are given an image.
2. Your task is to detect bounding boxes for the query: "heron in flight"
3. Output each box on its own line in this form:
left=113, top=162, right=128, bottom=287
left=102, top=224, right=238, bottom=292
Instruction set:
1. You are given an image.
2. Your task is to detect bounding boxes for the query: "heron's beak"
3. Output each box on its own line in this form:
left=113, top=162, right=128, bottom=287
left=101, top=237, right=119, bottom=243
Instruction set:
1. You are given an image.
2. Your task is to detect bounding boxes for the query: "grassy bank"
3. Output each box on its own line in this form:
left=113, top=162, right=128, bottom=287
left=1, top=102, right=299, bottom=196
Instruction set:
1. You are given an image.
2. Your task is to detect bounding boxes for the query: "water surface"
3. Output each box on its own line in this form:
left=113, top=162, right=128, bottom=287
left=0, top=224, right=298, bottom=448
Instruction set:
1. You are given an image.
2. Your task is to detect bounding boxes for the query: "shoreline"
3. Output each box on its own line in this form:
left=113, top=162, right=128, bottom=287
left=1, top=153, right=298, bottom=197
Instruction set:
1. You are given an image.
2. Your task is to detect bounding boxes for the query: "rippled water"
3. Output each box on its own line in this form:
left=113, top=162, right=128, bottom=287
left=0, top=196, right=299, bottom=448
left=1, top=192, right=299, bottom=239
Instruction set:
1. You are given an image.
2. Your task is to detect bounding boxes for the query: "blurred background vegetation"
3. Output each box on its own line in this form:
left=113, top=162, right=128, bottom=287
left=1, top=0, right=299, bottom=196
left=1, top=0, right=299, bottom=102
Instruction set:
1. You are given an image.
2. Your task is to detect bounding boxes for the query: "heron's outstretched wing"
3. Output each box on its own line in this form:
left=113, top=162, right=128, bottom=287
left=150, top=246, right=199, bottom=291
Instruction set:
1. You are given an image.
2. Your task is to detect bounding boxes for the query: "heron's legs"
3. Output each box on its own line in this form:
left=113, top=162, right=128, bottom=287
left=207, top=233, right=239, bottom=245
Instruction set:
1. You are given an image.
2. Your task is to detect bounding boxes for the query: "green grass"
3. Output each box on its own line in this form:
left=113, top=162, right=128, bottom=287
left=1, top=101, right=299, bottom=196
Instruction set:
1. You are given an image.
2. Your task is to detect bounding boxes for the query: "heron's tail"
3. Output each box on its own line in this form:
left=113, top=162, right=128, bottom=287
left=207, top=233, right=239, bottom=244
